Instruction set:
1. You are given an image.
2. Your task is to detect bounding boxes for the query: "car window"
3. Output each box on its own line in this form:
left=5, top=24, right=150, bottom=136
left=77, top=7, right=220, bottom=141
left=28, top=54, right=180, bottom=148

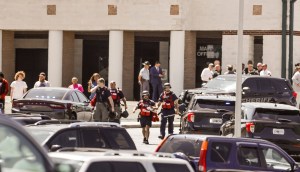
left=153, top=163, right=190, bottom=172
left=101, top=128, right=136, bottom=150
left=26, top=128, right=54, bottom=144
left=76, top=92, right=88, bottom=103
left=253, top=108, right=300, bottom=121
left=204, top=76, right=237, bottom=90
left=210, top=142, right=232, bottom=163
left=192, top=99, right=235, bottom=112
left=81, top=129, right=108, bottom=148
left=238, top=147, right=261, bottom=167
left=25, top=89, right=67, bottom=100
left=87, top=162, right=146, bottom=172
left=48, top=129, right=79, bottom=148
left=158, top=137, right=202, bottom=157
left=257, top=79, right=276, bottom=92
left=261, top=147, right=291, bottom=171
left=272, top=80, right=291, bottom=93
left=242, top=79, right=258, bottom=92
left=71, top=92, right=80, bottom=102
left=0, top=125, right=47, bottom=172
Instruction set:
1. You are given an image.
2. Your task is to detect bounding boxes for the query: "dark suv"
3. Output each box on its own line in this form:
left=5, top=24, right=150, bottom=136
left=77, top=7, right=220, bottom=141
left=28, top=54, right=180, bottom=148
left=180, top=95, right=235, bottom=135
left=156, top=134, right=300, bottom=172
left=179, top=75, right=297, bottom=111
left=220, top=103, right=300, bottom=157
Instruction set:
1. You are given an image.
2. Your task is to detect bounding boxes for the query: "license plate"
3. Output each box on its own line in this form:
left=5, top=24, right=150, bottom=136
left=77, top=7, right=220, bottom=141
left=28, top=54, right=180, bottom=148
left=273, top=128, right=285, bottom=135
left=209, top=118, right=222, bottom=124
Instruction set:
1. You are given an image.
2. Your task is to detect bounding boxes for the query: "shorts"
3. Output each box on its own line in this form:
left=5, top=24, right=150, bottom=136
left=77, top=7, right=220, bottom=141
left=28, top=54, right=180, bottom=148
left=140, top=116, right=152, bottom=128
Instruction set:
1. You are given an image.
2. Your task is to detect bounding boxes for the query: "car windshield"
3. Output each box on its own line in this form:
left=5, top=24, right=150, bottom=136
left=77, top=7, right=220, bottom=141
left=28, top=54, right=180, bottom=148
left=193, top=99, right=235, bottom=112
left=203, top=77, right=237, bottom=90
left=26, top=128, right=54, bottom=144
left=25, top=89, right=67, bottom=100
left=51, top=157, right=83, bottom=172
left=253, top=108, right=300, bottom=121
left=158, top=137, right=202, bottom=157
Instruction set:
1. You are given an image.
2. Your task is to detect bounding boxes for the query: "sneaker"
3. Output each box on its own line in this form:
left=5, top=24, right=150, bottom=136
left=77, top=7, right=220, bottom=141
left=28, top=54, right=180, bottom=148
left=143, top=138, right=146, bottom=143
left=158, top=135, right=165, bottom=140
left=144, top=140, right=149, bottom=144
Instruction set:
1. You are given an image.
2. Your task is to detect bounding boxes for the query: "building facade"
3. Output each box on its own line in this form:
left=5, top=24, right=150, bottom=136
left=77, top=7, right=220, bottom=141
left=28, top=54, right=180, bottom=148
left=1, top=0, right=300, bottom=100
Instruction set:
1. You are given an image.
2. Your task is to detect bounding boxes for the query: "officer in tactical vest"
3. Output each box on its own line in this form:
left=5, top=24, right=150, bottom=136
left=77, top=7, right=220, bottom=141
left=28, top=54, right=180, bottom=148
left=109, top=81, right=127, bottom=123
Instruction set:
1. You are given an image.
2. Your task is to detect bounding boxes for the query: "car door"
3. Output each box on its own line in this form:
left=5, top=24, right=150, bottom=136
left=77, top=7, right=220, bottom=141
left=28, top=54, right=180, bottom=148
left=46, top=128, right=81, bottom=151
left=76, top=91, right=93, bottom=121
left=70, top=92, right=85, bottom=120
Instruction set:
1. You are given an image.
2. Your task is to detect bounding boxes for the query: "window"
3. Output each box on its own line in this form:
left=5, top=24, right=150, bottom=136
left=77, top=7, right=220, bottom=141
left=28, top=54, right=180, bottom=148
left=76, top=92, right=88, bottom=103
left=193, top=99, right=235, bottom=112
left=0, top=125, right=47, bottom=172
left=243, top=79, right=258, bottom=92
left=257, top=79, right=276, bottom=92
left=153, top=163, right=190, bottom=172
left=101, top=128, right=136, bottom=150
left=25, top=89, right=67, bottom=100
left=210, top=142, right=232, bottom=163
left=262, top=147, right=291, bottom=171
left=48, top=129, right=78, bottom=148
left=87, top=162, right=146, bottom=172
left=81, top=129, right=108, bottom=148
left=238, top=147, right=261, bottom=167
left=71, top=92, right=80, bottom=102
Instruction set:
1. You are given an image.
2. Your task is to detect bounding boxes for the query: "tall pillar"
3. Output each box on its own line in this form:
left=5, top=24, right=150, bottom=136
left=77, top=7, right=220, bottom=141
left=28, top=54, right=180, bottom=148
left=184, top=31, right=196, bottom=89
left=263, top=35, right=282, bottom=77
left=159, top=41, right=169, bottom=85
left=170, top=31, right=185, bottom=96
left=122, top=31, right=134, bottom=100
left=48, top=30, right=63, bottom=87
left=2, top=31, right=14, bottom=82
left=62, top=31, right=75, bottom=87
left=109, top=31, right=123, bottom=88
left=0, top=30, right=2, bottom=72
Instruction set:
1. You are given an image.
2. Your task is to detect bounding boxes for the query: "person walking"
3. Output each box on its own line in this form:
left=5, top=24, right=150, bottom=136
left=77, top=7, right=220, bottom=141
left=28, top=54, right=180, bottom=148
left=138, top=61, right=151, bottom=98
left=68, top=77, right=84, bottom=93
left=157, top=83, right=178, bottom=140
left=201, top=63, right=214, bottom=83
left=10, top=71, right=27, bottom=102
left=150, top=61, right=164, bottom=102
left=91, top=78, right=115, bottom=122
left=109, top=81, right=127, bottom=123
left=34, top=72, right=50, bottom=88
left=292, top=66, right=300, bottom=108
left=133, top=91, right=156, bottom=144
left=224, top=65, right=236, bottom=74
left=88, top=73, right=100, bottom=100
left=260, top=64, right=272, bottom=76
left=0, top=72, right=9, bottom=111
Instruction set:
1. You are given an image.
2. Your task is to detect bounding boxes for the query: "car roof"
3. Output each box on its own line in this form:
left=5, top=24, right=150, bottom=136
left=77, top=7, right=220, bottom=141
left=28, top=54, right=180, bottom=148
left=194, top=94, right=236, bottom=101
left=30, top=87, right=73, bottom=91
left=216, top=74, right=287, bottom=81
left=242, top=102, right=299, bottom=110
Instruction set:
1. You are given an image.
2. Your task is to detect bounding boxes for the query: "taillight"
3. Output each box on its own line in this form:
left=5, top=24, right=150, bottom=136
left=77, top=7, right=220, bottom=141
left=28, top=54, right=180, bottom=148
left=155, top=136, right=168, bottom=152
left=246, top=122, right=255, bottom=133
left=198, top=140, right=208, bottom=172
left=49, top=104, right=65, bottom=109
left=293, top=91, right=297, bottom=99
left=187, top=112, right=195, bottom=122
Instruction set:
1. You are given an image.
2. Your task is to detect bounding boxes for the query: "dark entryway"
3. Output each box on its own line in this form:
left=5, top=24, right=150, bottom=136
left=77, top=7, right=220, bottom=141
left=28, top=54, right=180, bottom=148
left=134, top=41, right=160, bottom=101
left=15, top=49, right=48, bottom=89
left=82, top=40, right=109, bottom=97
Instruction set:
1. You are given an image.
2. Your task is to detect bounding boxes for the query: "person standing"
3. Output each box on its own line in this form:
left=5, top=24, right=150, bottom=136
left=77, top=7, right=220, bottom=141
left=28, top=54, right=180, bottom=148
left=224, top=65, right=236, bottom=74
left=68, top=77, right=84, bottom=93
left=34, top=72, right=50, bottom=88
left=150, top=61, right=164, bottom=102
left=88, top=73, right=100, bottom=100
left=292, top=66, right=300, bottom=108
left=0, top=72, right=9, bottom=111
left=213, top=64, right=221, bottom=78
left=201, top=63, right=214, bottom=83
left=138, top=61, right=151, bottom=98
left=157, top=83, right=178, bottom=140
left=133, top=91, right=156, bottom=144
left=246, top=64, right=259, bottom=75
left=109, top=81, right=127, bottom=123
left=260, top=64, right=272, bottom=76
left=10, top=71, right=27, bottom=102
left=91, top=78, right=115, bottom=122
left=256, top=62, right=263, bottom=74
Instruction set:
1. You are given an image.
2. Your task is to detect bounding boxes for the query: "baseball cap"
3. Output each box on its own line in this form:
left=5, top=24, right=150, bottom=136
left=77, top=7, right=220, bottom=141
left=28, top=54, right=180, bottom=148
left=39, top=72, right=46, bottom=76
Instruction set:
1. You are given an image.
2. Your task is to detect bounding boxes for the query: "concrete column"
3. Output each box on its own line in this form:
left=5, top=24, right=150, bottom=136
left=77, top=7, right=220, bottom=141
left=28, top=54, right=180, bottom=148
left=62, top=31, right=75, bottom=87
left=74, top=39, right=83, bottom=84
left=159, top=41, right=169, bottom=85
left=0, top=30, right=2, bottom=72
left=2, top=31, right=14, bottom=82
left=263, top=35, right=282, bottom=78
left=122, top=31, right=134, bottom=100
left=109, top=31, right=123, bottom=88
left=169, top=31, right=185, bottom=96
left=184, top=31, right=196, bottom=89
left=48, top=30, right=63, bottom=87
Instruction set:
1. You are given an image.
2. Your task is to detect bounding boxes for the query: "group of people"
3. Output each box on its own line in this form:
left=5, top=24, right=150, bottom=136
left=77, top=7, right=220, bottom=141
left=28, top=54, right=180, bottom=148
left=201, top=60, right=272, bottom=83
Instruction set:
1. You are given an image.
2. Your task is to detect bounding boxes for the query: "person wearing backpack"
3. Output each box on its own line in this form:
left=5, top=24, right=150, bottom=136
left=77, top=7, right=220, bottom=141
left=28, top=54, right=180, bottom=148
left=109, top=81, right=127, bottom=123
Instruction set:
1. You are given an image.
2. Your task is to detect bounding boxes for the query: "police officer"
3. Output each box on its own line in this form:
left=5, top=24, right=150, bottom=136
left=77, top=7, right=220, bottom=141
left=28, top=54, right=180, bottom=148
left=91, top=78, right=114, bottom=122
left=157, top=83, right=179, bottom=139
left=109, top=81, right=127, bottom=123
left=133, top=91, right=156, bottom=144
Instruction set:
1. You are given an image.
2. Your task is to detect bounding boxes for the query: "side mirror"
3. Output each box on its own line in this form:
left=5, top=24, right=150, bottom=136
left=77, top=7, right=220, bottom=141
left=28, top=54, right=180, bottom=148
left=50, top=145, right=62, bottom=152
left=242, top=87, right=250, bottom=92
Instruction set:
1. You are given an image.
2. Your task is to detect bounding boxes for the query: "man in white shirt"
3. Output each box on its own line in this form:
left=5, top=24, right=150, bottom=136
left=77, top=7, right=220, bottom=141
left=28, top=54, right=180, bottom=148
left=34, top=72, right=51, bottom=88
left=292, top=66, right=300, bottom=107
left=260, top=64, right=272, bottom=76
left=138, top=61, right=151, bottom=98
left=201, top=63, right=214, bottom=83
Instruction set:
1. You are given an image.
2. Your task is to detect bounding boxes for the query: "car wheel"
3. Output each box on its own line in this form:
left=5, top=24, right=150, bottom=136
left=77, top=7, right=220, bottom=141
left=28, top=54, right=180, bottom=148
left=70, top=112, right=77, bottom=120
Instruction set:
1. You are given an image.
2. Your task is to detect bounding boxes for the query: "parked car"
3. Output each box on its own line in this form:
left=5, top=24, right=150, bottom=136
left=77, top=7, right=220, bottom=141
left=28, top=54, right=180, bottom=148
left=0, top=114, right=72, bottom=172
left=49, top=149, right=195, bottom=172
left=156, top=134, right=300, bottom=172
left=12, top=87, right=93, bottom=121
left=220, top=102, right=300, bottom=157
left=25, top=121, right=137, bottom=151
left=179, top=75, right=297, bottom=112
left=180, top=95, right=235, bottom=135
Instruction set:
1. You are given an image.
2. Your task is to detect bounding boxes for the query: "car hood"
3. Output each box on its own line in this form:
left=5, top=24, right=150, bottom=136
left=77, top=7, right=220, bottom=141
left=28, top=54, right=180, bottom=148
left=188, top=87, right=236, bottom=95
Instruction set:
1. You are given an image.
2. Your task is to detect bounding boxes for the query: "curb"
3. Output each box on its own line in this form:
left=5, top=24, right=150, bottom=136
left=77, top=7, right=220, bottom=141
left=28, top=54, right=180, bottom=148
left=121, top=122, right=180, bottom=128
